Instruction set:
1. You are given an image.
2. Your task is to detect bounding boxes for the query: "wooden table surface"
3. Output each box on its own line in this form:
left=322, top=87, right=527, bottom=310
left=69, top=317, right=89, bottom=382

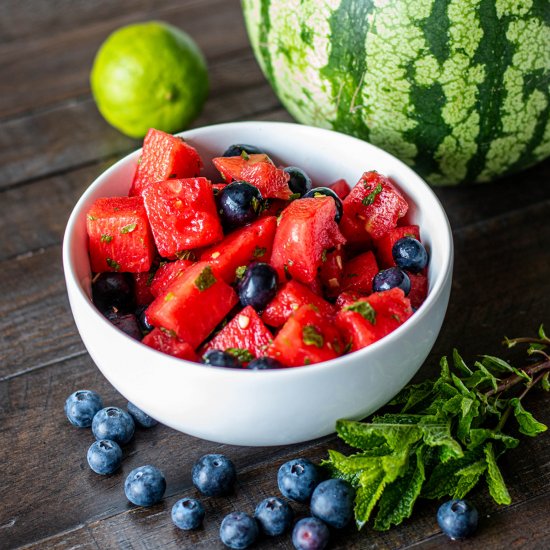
left=1, top=1, right=549, bottom=548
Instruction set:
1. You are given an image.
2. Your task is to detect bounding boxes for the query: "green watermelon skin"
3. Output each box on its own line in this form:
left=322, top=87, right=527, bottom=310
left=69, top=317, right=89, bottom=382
left=242, top=0, right=550, bottom=185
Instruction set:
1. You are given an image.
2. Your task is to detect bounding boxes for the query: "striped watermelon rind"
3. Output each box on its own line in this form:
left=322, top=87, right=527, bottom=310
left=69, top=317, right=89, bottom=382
left=242, top=0, right=550, bottom=185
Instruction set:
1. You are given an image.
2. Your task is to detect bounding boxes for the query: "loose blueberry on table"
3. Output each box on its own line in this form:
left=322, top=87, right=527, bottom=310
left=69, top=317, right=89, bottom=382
left=65, top=389, right=103, bottom=428
left=254, top=496, right=294, bottom=536
left=292, top=517, right=330, bottom=550
left=91, top=406, right=135, bottom=445
left=86, top=128, right=430, bottom=368
left=219, top=511, right=259, bottom=549
left=127, top=401, right=158, bottom=428
left=124, top=465, right=166, bottom=507
left=277, top=458, right=320, bottom=503
left=437, top=499, right=479, bottom=540
left=192, top=453, right=236, bottom=496
left=87, top=439, right=123, bottom=475
left=171, top=497, right=205, bottom=530
left=310, top=478, right=356, bottom=529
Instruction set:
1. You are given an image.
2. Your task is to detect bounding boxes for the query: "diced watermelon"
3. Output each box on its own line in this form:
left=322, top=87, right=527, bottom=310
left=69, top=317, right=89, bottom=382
left=202, top=306, right=273, bottom=361
left=270, top=197, right=346, bottom=285
left=146, top=262, right=238, bottom=348
left=342, top=171, right=408, bottom=239
left=328, top=178, right=351, bottom=200
left=150, top=259, right=195, bottom=297
left=142, top=327, right=199, bottom=361
left=132, top=272, right=155, bottom=305
left=259, top=199, right=289, bottom=218
left=341, top=250, right=378, bottom=294
left=142, top=177, right=223, bottom=258
left=374, top=225, right=421, bottom=268
left=339, top=209, right=373, bottom=249
left=200, top=217, right=277, bottom=283
left=335, top=291, right=362, bottom=310
left=336, top=288, right=413, bottom=351
left=87, top=196, right=155, bottom=273
left=262, top=280, right=336, bottom=328
left=266, top=305, right=344, bottom=367
left=212, top=154, right=293, bottom=199
left=408, top=272, right=428, bottom=309
left=130, top=129, right=202, bottom=196
left=318, top=246, right=345, bottom=298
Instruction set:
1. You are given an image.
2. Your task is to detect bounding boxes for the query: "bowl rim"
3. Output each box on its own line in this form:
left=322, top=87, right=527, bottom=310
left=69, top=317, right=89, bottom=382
left=63, top=120, right=453, bottom=379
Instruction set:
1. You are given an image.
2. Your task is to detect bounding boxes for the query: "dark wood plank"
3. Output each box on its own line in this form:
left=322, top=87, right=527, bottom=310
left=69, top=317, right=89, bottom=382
left=0, top=0, right=248, bottom=118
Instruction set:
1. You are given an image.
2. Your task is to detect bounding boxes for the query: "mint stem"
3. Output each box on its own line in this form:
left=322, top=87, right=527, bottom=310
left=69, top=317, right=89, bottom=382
left=485, top=360, right=550, bottom=397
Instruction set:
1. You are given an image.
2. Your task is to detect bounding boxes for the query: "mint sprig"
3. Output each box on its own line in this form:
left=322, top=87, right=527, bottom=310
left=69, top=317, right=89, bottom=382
left=323, top=326, right=549, bottom=531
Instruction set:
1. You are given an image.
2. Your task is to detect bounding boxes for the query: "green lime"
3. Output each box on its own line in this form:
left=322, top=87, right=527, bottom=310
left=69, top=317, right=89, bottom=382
left=90, top=21, right=209, bottom=138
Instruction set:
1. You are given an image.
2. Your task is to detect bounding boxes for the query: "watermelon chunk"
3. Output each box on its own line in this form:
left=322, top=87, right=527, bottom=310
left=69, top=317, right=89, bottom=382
left=86, top=196, right=155, bottom=273
left=341, top=250, right=378, bottom=295
left=132, top=272, right=155, bottom=306
left=342, top=171, right=408, bottom=239
left=200, top=216, right=277, bottom=283
left=212, top=153, right=292, bottom=199
left=336, top=288, right=413, bottom=351
left=130, top=129, right=202, bottom=196
left=270, top=197, right=346, bottom=285
left=335, top=291, right=362, bottom=310
left=328, top=178, right=351, bottom=200
left=150, top=259, right=195, bottom=297
left=266, top=305, right=344, bottom=367
left=374, top=225, right=421, bottom=268
left=408, top=272, right=428, bottom=309
left=202, top=306, right=273, bottom=361
left=262, top=280, right=336, bottom=328
left=146, top=262, right=238, bottom=348
left=318, top=246, right=345, bottom=298
left=142, top=177, right=223, bottom=258
left=142, top=328, right=199, bottom=361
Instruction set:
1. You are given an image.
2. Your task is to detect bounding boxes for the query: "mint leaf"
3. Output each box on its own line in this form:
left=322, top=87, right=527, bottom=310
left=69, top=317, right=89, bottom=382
left=538, top=324, right=547, bottom=340
left=252, top=246, right=267, bottom=259
left=542, top=372, right=550, bottom=391
left=175, top=250, right=197, bottom=261
left=354, top=469, right=387, bottom=529
left=226, top=348, right=254, bottom=363
left=106, top=258, right=120, bottom=271
left=194, top=266, right=217, bottom=291
left=510, top=398, right=547, bottom=436
left=389, top=380, right=433, bottom=412
left=373, top=447, right=425, bottom=531
left=100, top=234, right=113, bottom=243
left=452, top=349, right=473, bottom=375
left=336, top=419, right=387, bottom=451
left=343, top=300, right=376, bottom=324
left=468, top=428, right=519, bottom=450
left=453, top=459, right=487, bottom=499
left=302, top=325, right=324, bottom=348
left=484, top=443, right=511, bottom=505
left=362, top=183, right=382, bottom=206
left=120, top=222, right=137, bottom=234
left=418, top=416, right=463, bottom=460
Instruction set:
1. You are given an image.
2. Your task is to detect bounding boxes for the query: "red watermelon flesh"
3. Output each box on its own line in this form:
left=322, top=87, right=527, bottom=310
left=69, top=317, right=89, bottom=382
left=142, top=177, right=223, bottom=258
left=328, top=178, right=351, bottom=200
left=150, top=259, right=195, bottom=298
left=130, top=128, right=202, bottom=196
left=318, top=246, right=345, bottom=298
left=87, top=196, right=155, bottom=273
left=407, top=272, right=428, bottom=309
left=341, top=250, right=378, bottom=295
left=132, top=272, right=155, bottom=306
left=142, top=327, right=199, bottom=361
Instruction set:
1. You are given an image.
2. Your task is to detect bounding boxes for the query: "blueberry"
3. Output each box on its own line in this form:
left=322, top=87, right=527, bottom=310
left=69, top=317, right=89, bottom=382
left=247, top=357, right=283, bottom=370
left=237, top=262, right=278, bottom=311
left=284, top=166, right=313, bottom=197
left=105, top=311, right=142, bottom=340
left=171, top=497, right=205, bottom=530
left=218, top=182, right=263, bottom=230
left=292, top=517, right=330, bottom=550
left=127, top=402, right=158, bottom=428
left=92, top=406, right=135, bottom=445
left=277, top=458, right=320, bottom=503
left=124, top=465, right=166, bottom=507
left=87, top=439, right=122, bottom=475
left=372, top=266, right=411, bottom=295
left=192, top=453, right=236, bottom=496
left=92, top=272, right=135, bottom=315
left=135, top=305, right=153, bottom=333
left=310, top=478, right=355, bottom=529
left=392, top=237, right=428, bottom=273
left=437, top=499, right=478, bottom=540
left=202, top=349, right=242, bottom=369
left=254, top=496, right=294, bottom=536
left=302, top=187, right=343, bottom=223
left=65, top=389, right=103, bottom=428
left=219, top=512, right=259, bottom=549
left=223, top=143, right=264, bottom=157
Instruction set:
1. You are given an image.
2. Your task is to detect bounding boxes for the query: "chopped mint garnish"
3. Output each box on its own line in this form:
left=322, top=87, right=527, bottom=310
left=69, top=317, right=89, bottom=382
left=226, top=348, right=254, bottom=363
left=302, top=325, right=324, bottom=348
left=253, top=246, right=267, bottom=259
left=343, top=301, right=376, bottom=324
left=159, top=327, right=177, bottom=338
left=106, top=258, right=120, bottom=271
left=100, top=234, right=113, bottom=243
left=289, top=192, right=301, bottom=200
left=120, top=223, right=137, bottom=234
left=175, top=250, right=196, bottom=261
left=87, top=214, right=97, bottom=221
left=362, top=183, right=383, bottom=206
left=235, top=265, right=247, bottom=280
left=194, top=266, right=217, bottom=291
left=240, top=150, right=250, bottom=160
left=164, top=292, right=175, bottom=302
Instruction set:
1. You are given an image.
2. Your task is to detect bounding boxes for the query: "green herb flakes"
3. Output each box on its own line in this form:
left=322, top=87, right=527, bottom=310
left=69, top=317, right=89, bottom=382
left=226, top=348, right=254, bottom=363
left=100, top=234, right=113, bottom=243
left=235, top=265, right=247, bottom=280
left=120, top=223, right=137, bottom=234
left=240, top=150, right=250, bottom=160
left=362, top=183, right=383, bottom=206
left=302, top=325, right=324, bottom=348
left=253, top=246, right=267, bottom=259
left=164, top=292, right=175, bottom=302
left=87, top=214, right=97, bottom=221
left=106, top=258, right=120, bottom=271
left=194, top=266, right=217, bottom=291
left=175, top=250, right=196, bottom=261
left=344, top=301, right=376, bottom=324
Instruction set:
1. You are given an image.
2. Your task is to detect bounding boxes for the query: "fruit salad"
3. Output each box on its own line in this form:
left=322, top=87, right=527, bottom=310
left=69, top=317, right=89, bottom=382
left=86, top=128, right=429, bottom=368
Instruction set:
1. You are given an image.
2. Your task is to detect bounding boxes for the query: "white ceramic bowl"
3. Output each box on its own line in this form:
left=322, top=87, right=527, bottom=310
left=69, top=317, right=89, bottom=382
left=63, top=121, right=453, bottom=446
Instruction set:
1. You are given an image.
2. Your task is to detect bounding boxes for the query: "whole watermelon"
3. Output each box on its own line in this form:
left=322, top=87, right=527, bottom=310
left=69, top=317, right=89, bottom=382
left=242, top=0, right=550, bottom=185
